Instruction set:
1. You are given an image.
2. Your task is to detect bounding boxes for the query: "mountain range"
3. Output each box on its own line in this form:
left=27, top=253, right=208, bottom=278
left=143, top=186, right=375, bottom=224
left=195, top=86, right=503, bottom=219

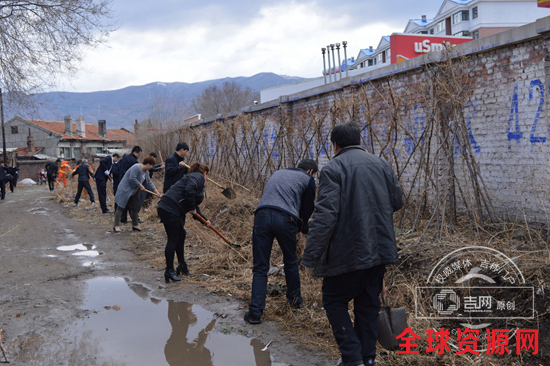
left=7, top=73, right=304, bottom=130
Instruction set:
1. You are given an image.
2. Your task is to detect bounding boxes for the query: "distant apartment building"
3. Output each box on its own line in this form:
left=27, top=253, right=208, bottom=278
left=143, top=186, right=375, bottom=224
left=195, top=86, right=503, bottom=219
left=405, top=0, right=545, bottom=39
left=352, top=0, right=547, bottom=72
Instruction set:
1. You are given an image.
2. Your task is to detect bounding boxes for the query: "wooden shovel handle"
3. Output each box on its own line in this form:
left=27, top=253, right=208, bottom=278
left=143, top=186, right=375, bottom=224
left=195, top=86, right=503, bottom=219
left=143, top=188, right=161, bottom=198
left=192, top=212, right=232, bottom=245
left=181, top=162, right=225, bottom=189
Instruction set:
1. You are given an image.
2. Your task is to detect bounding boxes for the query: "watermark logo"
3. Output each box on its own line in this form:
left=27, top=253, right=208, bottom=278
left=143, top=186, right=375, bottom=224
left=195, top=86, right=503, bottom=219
left=414, top=246, right=535, bottom=350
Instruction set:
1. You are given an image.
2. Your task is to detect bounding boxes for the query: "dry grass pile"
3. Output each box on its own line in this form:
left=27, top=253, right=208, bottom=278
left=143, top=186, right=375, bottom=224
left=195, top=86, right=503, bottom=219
left=131, top=177, right=550, bottom=365
left=52, top=174, right=549, bottom=365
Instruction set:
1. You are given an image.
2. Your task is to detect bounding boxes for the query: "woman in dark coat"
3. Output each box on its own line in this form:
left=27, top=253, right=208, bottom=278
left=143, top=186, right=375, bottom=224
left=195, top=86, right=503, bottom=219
left=157, top=162, right=211, bottom=283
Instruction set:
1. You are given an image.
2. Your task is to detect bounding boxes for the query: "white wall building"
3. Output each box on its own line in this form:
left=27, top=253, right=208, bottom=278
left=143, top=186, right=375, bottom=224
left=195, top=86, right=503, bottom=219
left=405, top=0, right=546, bottom=39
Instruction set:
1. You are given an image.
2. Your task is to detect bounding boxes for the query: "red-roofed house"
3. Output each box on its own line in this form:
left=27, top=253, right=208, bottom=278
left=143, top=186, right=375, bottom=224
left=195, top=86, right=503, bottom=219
left=1, top=116, right=135, bottom=159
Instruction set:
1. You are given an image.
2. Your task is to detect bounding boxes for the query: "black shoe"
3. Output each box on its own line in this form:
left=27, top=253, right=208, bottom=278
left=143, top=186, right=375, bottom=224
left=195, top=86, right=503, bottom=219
left=289, top=297, right=303, bottom=309
left=113, top=227, right=122, bottom=233
left=138, top=219, right=146, bottom=223
left=243, top=311, right=261, bottom=324
left=120, top=219, right=128, bottom=224
left=164, top=268, right=182, bottom=283
left=365, top=359, right=375, bottom=366
left=132, top=226, right=142, bottom=232
left=176, top=263, right=190, bottom=276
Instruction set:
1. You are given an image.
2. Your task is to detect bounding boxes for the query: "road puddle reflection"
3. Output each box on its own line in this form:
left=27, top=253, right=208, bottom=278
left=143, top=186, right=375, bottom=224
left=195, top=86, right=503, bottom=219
left=65, top=277, right=286, bottom=366
left=57, top=243, right=96, bottom=251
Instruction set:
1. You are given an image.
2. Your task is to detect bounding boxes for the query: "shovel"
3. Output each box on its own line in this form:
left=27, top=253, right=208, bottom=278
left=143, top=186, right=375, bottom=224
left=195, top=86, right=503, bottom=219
left=377, top=280, right=408, bottom=351
left=192, top=212, right=241, bottom=248
left=144, top=188, right=162, bottom=198
left=182, top=162, right=236, bottom=199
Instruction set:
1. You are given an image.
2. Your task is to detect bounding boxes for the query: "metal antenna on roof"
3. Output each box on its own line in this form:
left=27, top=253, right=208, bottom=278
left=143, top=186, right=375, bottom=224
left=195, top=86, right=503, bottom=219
left=326, top=45, right=332, bottom=83
left=343, top=41, right=349, bottom=78
left=336, top=43, right=342, bottom=80
left=330, top=44, right=336, bottom=83
left=321, top=48, right=327, bottom=84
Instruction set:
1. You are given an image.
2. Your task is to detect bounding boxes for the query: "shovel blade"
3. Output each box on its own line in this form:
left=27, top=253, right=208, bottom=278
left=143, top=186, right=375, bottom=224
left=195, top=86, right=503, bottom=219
left=222, top=187, right=236, bottom=199
left=377, top=306, right=408, bottom=351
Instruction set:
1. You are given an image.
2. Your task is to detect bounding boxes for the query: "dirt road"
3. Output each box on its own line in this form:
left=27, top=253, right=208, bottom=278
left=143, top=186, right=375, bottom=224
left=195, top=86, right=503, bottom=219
left=0, top=186, right=334, bottom=366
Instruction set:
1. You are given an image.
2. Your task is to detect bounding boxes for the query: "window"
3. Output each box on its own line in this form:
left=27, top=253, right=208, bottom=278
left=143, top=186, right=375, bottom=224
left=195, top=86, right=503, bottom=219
left=436, top=20, right=445, bottom=33
left=454, top=31, right=470, bottom=37
left=452, top=10, right=469, bottom=24
left=473, top=30, right=479, bottom=40
left=386, top=49, right=391, bottom=60
left=377, top=54, right=382, bottom=64
left=368, top=59, right=374, bottom=66
left=10, top=126, right=18, bottom=134
left=419, top=31, right=428, bottom=34
left=96, top=147, right=103, bottom=153
left=472, top=6, right=478, bottom=19
left=429, top=28, right=434, bottom=34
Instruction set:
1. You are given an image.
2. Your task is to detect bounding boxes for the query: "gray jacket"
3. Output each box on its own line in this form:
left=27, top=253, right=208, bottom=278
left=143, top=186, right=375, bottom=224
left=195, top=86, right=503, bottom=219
left=114, top=163, right=156, bottom=209
left=302, top=146, right=404, bottom=277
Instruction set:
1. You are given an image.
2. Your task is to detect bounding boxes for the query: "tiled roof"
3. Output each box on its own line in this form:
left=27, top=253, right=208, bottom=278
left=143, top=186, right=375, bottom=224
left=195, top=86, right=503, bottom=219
left=108, top=128, right=136, bottom=146
left=16, top=146, right=44, bottom=157
left=25, top=119, right=126, bottom=142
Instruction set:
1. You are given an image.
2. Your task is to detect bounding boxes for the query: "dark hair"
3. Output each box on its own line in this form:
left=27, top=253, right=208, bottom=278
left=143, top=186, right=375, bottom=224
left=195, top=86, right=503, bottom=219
left=330, top=122, right=361, bottom=148
left=131, top=146, right=142, bottom=154
left=148, top=152, right=157, bottom=158
left=176, top=142, right=189, bottom=152
left=76, top=160, right=82, bottom=165
left=143, top=155, right=156, bottom=166
left=297, top=159, right=318, bottom=173
left=56, top=158, right=61, bottom=163
left=112, top=153, right=120, bottom=158
left=188, top=162, right=209, bottom=174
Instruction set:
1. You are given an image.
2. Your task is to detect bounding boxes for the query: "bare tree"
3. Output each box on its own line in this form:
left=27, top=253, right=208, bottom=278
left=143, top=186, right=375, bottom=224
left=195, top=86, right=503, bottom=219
left=0, top=0, right=115, bottom=96
left=192, top=81, right=259, bottom=119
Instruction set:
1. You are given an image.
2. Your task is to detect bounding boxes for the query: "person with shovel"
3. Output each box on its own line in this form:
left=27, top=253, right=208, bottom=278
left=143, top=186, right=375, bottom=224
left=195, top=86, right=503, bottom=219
left=157, top=162, right=211, bottom=284
left=244, top=159, right=318, bottom=325
left=163, top=142, right=189, bottom=193
left=302, top=122, right=404, bottom=366
left=113, top=155, right=161, bottom=233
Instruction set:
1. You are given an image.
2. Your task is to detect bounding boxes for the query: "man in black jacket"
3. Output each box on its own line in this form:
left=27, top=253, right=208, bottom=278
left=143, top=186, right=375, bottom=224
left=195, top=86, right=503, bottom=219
left=303, top=123, right=403, bottom=366
left=72, top=159, right=96, bottom=207
left=45, top=159, right=60, bottom=192
left=95, top=153, right=120, bottom=213
left=0, top=163, right=7, bottom=200
left=114, top=146, right=142, bottom=222
left=244, top=159, right=318, bottom=325
left=6, top=165, right=19, bottom=192
left=163, top=142, right=189, bottom=193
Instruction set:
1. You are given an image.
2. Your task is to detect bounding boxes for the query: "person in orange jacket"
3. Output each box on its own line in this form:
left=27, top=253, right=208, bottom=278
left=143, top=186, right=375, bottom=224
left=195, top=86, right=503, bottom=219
left=56, top=160, right=71, bottom=186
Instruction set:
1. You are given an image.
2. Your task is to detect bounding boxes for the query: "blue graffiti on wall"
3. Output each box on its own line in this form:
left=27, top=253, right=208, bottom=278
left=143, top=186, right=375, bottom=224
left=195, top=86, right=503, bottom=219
left=464, top=100, right=481, bottom=153
left=506, top=79, right=548, bottom=146
left=529, top=80, right=546, bottom=144
left=506, top=84, right=523, bottom=145
left=403, top=103, right=425, bottom=155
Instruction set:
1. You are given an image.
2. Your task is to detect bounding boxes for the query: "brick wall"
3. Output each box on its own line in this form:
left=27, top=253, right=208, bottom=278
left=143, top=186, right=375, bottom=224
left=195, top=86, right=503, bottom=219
left=173, top=16, right=550, bottom=223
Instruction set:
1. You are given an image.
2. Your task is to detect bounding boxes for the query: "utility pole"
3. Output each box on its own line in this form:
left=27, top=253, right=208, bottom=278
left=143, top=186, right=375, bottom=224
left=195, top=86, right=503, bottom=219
left=1, top=88, right=6, bottom=164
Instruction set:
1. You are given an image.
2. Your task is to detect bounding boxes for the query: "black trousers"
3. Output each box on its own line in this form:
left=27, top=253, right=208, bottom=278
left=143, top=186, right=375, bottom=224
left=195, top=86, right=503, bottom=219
left=322, top=264, right=385, bottom=366
left=74, top=181, right=95, bottom=204
left=157, top=207, right=186, bottom=270
left=96, top=180, right=108, bottom=212
left=47, top=177, right=55, bottom=191
left=9, top=174, right=17, bottom=192
left=0, top=180, right=5, bottom=199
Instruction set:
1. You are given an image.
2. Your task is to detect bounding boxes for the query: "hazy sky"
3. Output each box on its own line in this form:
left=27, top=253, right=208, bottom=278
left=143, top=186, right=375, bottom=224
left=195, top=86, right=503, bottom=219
left=59, top=0, right=445, bottom=92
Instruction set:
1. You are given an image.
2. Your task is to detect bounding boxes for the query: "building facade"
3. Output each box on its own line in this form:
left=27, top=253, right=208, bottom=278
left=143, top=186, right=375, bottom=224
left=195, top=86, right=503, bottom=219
left=1, top=116, right=134, bottom=159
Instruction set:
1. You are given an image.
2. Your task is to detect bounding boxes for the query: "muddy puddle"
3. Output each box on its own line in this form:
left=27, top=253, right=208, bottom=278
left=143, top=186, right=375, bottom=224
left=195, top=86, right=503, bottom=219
left=56, top=243, right=101, bottom=258
left=60, top=277, right=286, bottom=366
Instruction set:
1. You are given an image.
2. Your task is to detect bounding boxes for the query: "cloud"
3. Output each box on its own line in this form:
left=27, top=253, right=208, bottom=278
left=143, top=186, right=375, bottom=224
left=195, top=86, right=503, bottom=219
left=59, top=0, right=444, bottom=92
